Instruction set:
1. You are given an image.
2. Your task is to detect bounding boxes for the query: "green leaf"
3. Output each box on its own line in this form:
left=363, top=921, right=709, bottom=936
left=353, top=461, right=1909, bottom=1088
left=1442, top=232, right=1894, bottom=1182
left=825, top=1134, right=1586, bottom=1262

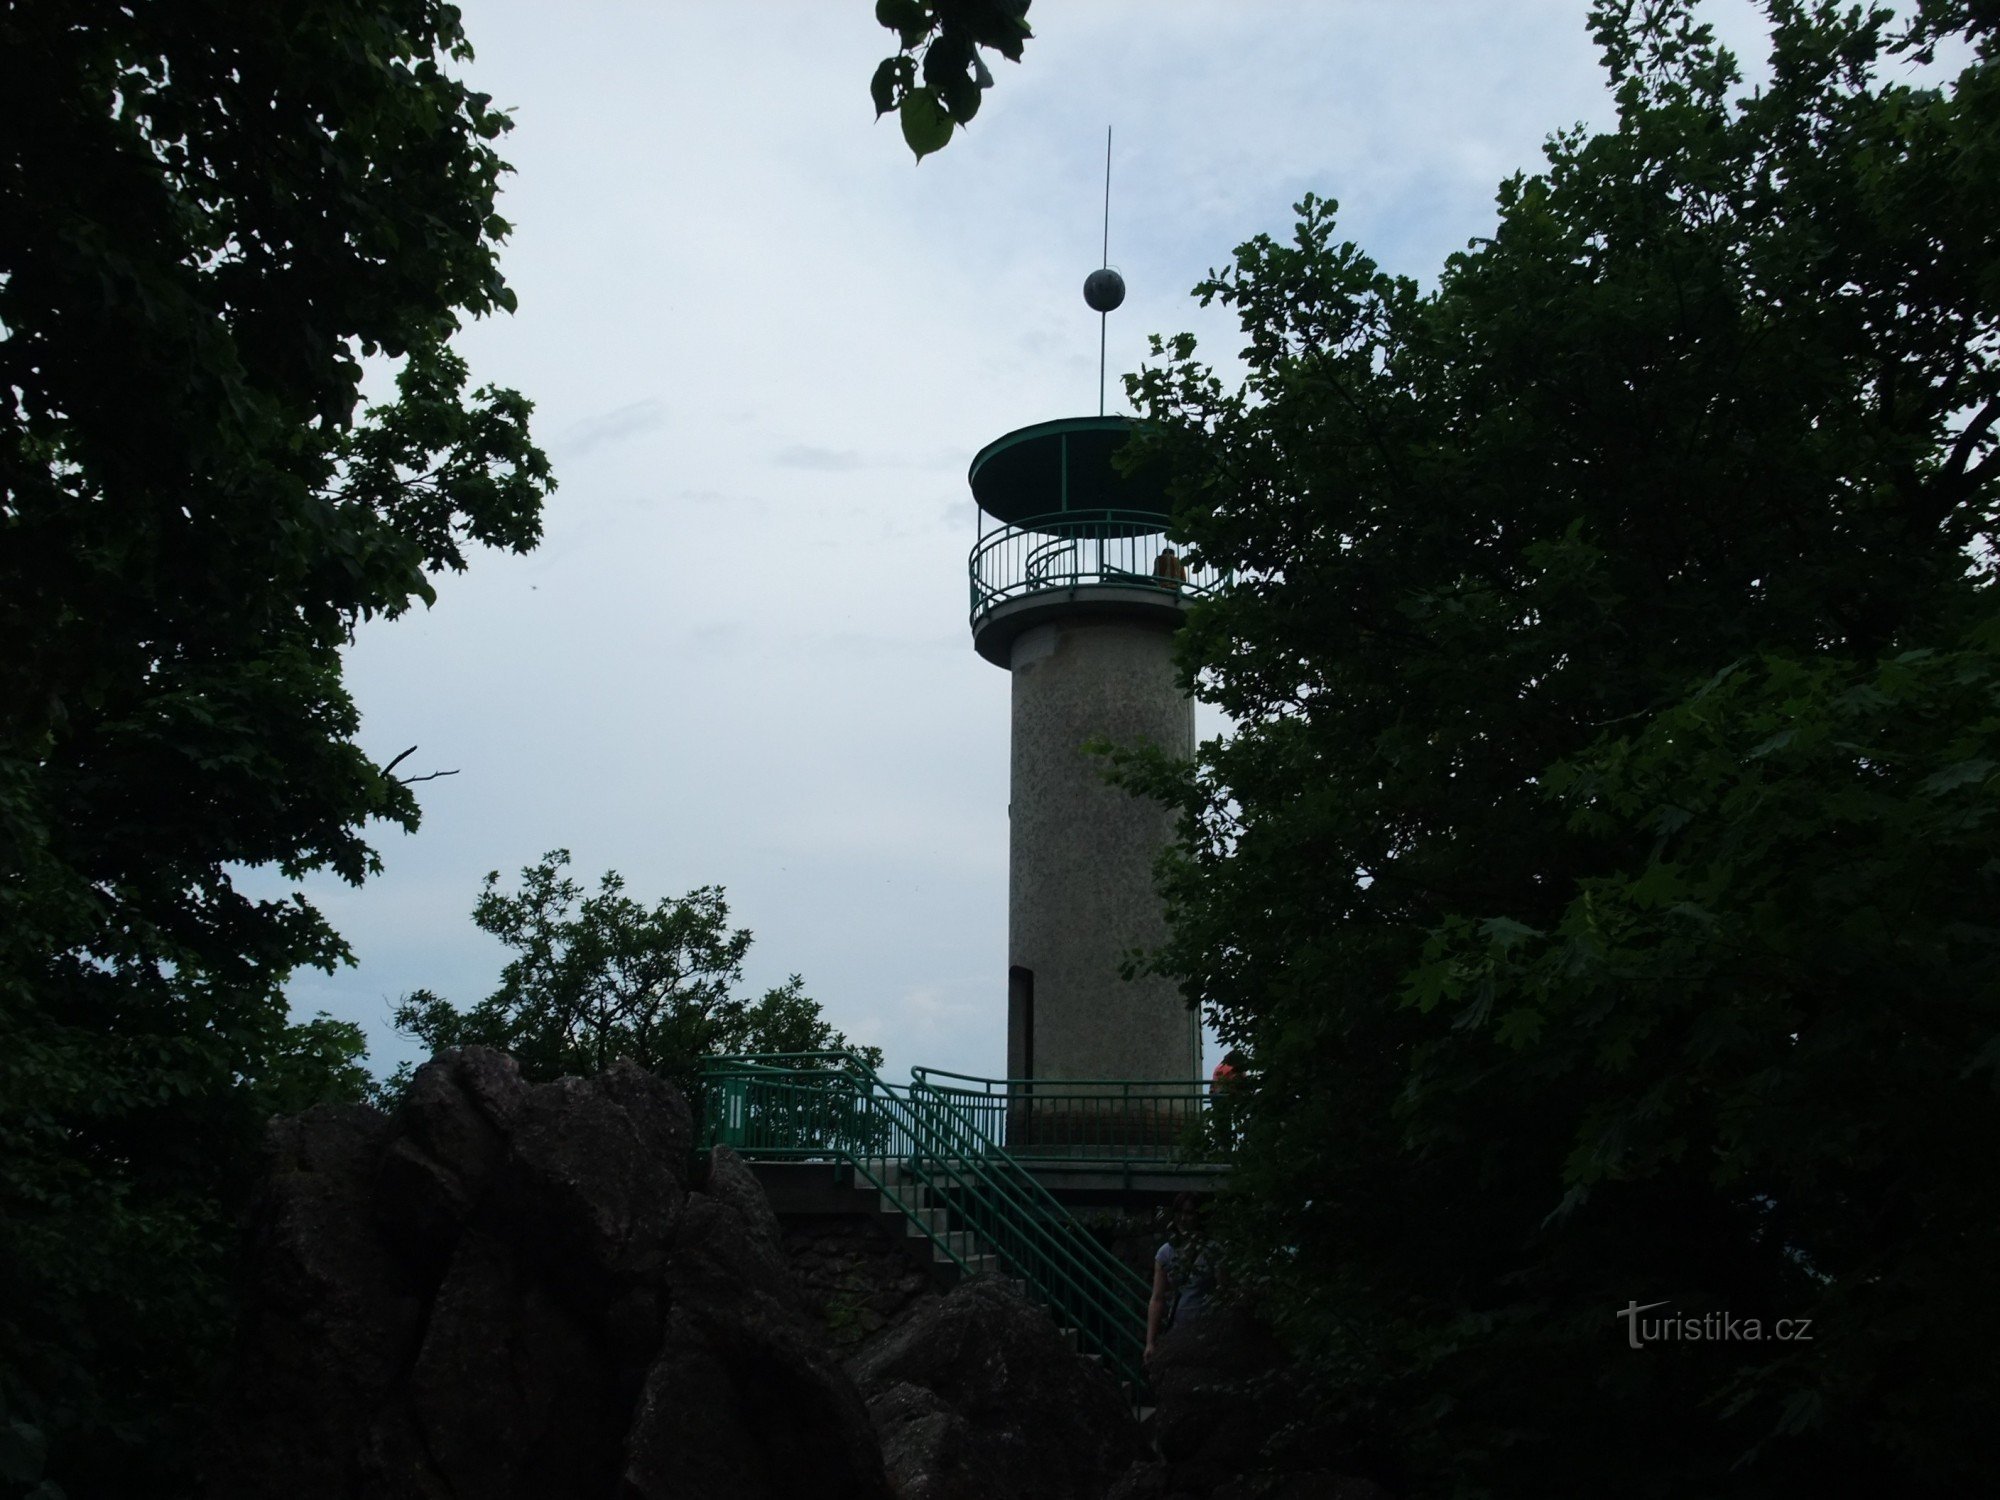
left=922, top=27, right=970, bottom=90
left=1653, top=803, right=1694, bottom=837
left=1919, top=758, right=1995, bottom=796
left=898, top=87, right=953, bottom=159
left=869, top=56, right=900, bottom=117
left=0, top=1420, right=47, bottom=1485
left=1960, top=1031, right=2000, bottom=1086
left=1494, top=1006, right=1545, bottom=1049
left=874, top=0, right=931, bottom=50
left=1479, top=915, right=1542, bottom=948
left=979, top=2, right=1033, bottom=61
left=942, top=71, right=982, bottom=125
left=937, top=43, right=984, bottom=124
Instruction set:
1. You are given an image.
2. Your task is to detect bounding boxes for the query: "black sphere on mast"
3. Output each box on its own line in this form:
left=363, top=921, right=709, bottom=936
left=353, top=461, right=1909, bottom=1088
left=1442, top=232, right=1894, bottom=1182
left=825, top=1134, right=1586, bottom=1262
left=1083, top=266, right=1125, bottom=313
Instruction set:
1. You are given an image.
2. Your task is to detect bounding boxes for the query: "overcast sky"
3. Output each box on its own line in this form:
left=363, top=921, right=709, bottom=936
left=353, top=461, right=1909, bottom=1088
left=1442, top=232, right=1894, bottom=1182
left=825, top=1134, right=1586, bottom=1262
left=271, top=1, right=1782, bottom=1086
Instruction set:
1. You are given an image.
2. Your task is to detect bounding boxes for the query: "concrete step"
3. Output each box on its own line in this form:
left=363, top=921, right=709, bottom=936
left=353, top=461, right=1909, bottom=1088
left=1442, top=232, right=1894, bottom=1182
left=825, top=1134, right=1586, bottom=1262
left=887, top=1202, right=946, bottom=1236
left=929, top=1230, right=977, bottom=1261
left=870, top=1179, right=930, bottom=1210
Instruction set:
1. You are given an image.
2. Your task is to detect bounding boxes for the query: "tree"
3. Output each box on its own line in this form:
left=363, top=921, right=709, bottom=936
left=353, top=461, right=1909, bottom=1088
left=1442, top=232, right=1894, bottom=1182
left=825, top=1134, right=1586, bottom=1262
left=1114, top=2, right=2000, bottom=1492
left=869, top=0, right=1033, bottom=159
left=393, top=850, right=880, bottom=1093
left=0, top=2, right=551, bottom=1492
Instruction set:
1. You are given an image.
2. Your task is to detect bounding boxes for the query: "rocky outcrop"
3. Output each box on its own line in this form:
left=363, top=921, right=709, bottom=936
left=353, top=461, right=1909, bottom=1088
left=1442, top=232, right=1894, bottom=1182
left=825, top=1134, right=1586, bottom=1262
left=846, top=1274, right=1142, bottom=1500
left=209, top=1048, right=891, bottom=1500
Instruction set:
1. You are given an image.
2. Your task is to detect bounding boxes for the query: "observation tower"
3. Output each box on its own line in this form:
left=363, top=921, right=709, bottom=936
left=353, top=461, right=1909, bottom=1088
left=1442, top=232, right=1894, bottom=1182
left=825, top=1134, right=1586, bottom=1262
left=968, top=413, right=1220, bottom=1085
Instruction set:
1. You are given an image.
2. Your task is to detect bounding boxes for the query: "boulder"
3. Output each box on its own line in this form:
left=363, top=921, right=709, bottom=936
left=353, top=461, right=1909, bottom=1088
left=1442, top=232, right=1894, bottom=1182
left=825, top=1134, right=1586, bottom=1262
left=373, top=1046, right=527, bottom=1282
left=402, top=1044, right=522, bottom=1179
left=211, top=1102, right=426, bottom=1499
left=627, top=1147, right=890, bottom=1499
left=620, top=1307, right=758, bottom=1498
left=847, top=1274, right=1141, bottom=1500
left=1213, top=1477, right=1392, bottom=1500
left=1148, top=1301, right=1292, bottom=1468
left=865, top=1381, right=997, bottom=1500
left=498, top=1067, right=687, bottom=1314
left=406, top=1229, right=625, bottom=1498
left=209, top=1050, right=892, bottom=1500
left=1105, top=1461, right=1178, bottom=1500
left=1109, top=1460, right=1392, bottom=1500
left=783, top=1216, right=940, bottom=1353
left=701, top=1136, right=784, bottom=1245
left=666, top=1149, right=806, bottom=1321
left=1109, top=1303, right=1394, bottom=1500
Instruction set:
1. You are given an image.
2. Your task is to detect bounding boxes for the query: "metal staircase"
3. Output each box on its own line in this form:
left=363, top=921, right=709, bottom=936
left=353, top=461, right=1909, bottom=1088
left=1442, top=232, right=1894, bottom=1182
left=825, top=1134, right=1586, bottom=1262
left=862, top=1157, right=998, bottom=1278
left=700, top=1052, right=1151, bottom=1399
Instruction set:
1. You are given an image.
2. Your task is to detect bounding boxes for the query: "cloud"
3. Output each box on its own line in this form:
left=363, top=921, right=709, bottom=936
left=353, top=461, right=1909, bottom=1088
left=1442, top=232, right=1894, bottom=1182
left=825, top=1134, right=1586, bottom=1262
left=671, top=485, right=765, bottom=511
left=773, top=443, right=869, bottom=471
left=771, top=443, right=972, bottom=480
left=555, top=398, right=669, bottom=459
left=857, top=985, right=983, bottom=1048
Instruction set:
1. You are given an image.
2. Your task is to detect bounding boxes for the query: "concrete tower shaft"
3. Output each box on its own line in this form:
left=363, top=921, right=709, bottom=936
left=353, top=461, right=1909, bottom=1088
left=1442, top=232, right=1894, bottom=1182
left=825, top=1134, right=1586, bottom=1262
left=1006, top=616, right=1196, bottom=1082
left=967, top=416, right=1221, bottom=1084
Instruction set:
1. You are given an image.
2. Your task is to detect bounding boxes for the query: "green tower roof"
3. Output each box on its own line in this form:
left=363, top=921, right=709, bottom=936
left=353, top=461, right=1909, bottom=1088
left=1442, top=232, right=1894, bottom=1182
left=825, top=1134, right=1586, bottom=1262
left=967, top=415, right=1171, bottom=527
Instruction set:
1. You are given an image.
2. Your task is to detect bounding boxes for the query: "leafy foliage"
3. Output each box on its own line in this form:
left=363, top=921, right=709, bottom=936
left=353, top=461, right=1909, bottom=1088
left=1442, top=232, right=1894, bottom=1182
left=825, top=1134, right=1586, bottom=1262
left=1115, top=2, right=2000, bottom=1492
left=0, top=1, right=550, bottom=1492
left=393, top=850, right=881, bottom=1093
left=871, top=0, right=1032, bottom=159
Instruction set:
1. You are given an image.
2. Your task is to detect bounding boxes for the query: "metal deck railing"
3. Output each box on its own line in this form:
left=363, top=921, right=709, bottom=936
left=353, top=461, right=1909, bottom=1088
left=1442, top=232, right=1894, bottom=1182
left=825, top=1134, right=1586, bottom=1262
left=911, top=1067, right=1237, bottom=1172
left=969, top=509, right=1226, bottom=627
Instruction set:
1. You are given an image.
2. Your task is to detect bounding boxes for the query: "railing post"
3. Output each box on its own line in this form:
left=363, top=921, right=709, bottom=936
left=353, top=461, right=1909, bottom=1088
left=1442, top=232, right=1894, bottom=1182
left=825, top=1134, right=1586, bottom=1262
left=719, top=1075, right=748, bottom=1147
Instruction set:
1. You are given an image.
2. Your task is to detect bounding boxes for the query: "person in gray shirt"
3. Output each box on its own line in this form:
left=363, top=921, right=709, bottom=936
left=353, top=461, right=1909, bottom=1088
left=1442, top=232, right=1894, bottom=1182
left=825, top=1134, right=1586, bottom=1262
left=1146, top=1192, right=1218, bottom=1364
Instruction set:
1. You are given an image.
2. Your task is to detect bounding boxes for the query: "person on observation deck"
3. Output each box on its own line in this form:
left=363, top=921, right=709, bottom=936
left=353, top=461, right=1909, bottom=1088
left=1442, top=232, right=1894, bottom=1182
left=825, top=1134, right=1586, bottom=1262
left=1209, top=1049, right=1247, bottom=1153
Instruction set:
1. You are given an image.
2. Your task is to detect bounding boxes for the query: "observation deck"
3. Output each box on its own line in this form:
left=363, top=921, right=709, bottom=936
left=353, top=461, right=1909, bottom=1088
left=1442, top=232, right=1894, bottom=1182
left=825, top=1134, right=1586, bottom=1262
left=966, top=416, right=1223, bottom=667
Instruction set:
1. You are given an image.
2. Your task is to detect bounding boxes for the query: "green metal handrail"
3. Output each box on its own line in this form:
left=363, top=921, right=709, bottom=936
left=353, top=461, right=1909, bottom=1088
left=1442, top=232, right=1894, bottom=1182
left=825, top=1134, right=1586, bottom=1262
left=969, top=508, right=1227, bottom=627
left=700, top=1051, right=1151, bottom=1398
left=703, top=1053, right=1148, bottom=1348
left=908, top=1073, right=1153, bottom=1304
left=895, top=1079, right=1151, bottom=1389
left=911, top=1066, right=1234, bottom=1170
left=702, top=1054, right=1147, bottom=1391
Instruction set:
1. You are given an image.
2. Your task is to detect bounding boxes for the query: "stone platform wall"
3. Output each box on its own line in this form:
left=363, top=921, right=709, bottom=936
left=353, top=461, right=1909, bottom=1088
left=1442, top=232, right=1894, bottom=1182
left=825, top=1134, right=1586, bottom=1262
left=782, top=1215, right=942, bottom=1353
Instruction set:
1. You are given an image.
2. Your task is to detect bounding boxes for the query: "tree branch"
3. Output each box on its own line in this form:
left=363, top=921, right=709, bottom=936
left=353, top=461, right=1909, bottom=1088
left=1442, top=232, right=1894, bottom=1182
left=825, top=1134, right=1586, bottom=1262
left=1943, top=396, right=2000, bottom=489
left=383, top=744, right=460, bottom=785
